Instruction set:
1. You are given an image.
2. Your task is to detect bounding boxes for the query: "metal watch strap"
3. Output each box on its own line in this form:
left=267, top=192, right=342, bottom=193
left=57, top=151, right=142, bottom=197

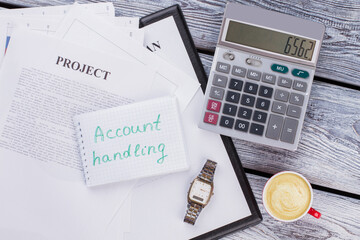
left=184, top=160, right=217, bottom=225
left=184, top=202, right=202, bottom=225
left=198, top=159, right=217, bottom=184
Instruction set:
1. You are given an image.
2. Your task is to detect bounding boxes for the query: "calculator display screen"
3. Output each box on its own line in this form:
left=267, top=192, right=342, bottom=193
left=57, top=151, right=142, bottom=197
left=225, top=20, right=316, bottom=61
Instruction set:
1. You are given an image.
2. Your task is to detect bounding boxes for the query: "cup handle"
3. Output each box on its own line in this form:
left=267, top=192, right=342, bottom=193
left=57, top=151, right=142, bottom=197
left=308, top=207, right=321, bottom=219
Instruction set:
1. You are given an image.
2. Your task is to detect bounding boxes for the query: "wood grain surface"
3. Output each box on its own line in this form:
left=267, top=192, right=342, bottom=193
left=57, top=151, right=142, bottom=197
left=222, top=173, right=360, bottom=240
left=2, top=0, right=360, bottom=87
left=0, top=0, right=359, bottom=239
left=200, top=53, right=360, bottom=195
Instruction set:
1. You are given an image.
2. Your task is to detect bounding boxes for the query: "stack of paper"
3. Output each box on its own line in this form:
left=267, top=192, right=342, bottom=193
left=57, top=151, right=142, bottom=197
left=0, top=2, right=200, bottom=240
left=0, top=2, right=255, bottom=240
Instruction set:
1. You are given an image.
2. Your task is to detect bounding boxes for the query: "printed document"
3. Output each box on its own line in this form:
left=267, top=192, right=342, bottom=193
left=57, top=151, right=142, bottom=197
left=0, top=29, right=156, bottom=240
left=0, top=3, right=115, bottom=63
left=54, top=13, right=200, bottom=112
left=0, top=2, right=115, bottom=17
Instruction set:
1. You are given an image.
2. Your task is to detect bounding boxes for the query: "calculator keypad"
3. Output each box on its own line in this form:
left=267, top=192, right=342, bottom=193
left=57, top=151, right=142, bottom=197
left=204, top=112, right=219, bottom=125
left=235, top=119, right=249, bottom=132
left=258, top=86, right=273, bottom=98
left=272, top=101, right=286, bottom=115
left=213, top=74, right=228, bottom=87
left=255, top=98, right=270, bottom=111
left=244, top=82, right=258, bottom=94
left=223, top=103, right=237, bottom=116
left=278, top=77, right=292, bottom=88
left=265, top=114, right=284, bottom=140
left=280, top=118, right=299, bottom=143
left=289, top=93, right=304, bottom=106
left=250, top=123, right=265, bottom=136
left=262, top=73, right=276, bottom=84
left=253, top=111, right=267, bottom=123
left=274, top=89, right=289, bottom=102
left=220, top=116, right=234, bottom=128
left=229, top=78, right=243, bottom=91
left=232, top=66, right=246, bottom=77
left=216, top=62, right=230, bottom=73
left=209, top=87, right=225, bottom=100
left=238, top=107, right=252, bottom=120
left=247, top=70, right=261, bottom=81
left=293, top=80, right=307, bottom=92
left=207, top=99, right=221, bottom=112
left=226, top=91, right=241, bottom=103
left=199, top=48, right=314, bottom=150
left=241, top=94, right=255, bottom=107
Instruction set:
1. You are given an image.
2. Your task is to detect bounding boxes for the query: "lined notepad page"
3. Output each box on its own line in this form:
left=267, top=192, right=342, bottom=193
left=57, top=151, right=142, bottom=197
left=74, top=96, right=189, bottom=186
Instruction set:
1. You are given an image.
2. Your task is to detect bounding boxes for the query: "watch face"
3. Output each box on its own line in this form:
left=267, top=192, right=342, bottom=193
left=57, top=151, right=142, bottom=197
left=189, top=179, right=212, bottom=205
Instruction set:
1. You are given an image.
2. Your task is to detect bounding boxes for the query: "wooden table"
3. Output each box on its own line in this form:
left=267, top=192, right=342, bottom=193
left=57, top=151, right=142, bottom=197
left=1, top=0, right=359, bottom=239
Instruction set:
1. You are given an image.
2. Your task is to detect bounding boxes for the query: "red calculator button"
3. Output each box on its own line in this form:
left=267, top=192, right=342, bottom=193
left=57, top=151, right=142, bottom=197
left=204, top=112, right=219, bottom=125
left=207, top=99, right=221, bottom=112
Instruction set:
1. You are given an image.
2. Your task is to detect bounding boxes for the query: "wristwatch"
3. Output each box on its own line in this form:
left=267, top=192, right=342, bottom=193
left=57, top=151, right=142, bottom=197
left=184, top=159, right=217, bottom=225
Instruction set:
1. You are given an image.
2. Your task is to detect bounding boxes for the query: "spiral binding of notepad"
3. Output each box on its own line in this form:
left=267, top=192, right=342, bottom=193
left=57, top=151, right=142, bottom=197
left=76, top=121, right=90, bottom=184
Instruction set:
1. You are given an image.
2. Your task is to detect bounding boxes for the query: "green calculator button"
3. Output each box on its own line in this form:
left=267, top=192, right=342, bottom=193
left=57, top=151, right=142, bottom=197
left=271, top=64, right=289, bottom=74
left=292, top=69, right=309, bottom=79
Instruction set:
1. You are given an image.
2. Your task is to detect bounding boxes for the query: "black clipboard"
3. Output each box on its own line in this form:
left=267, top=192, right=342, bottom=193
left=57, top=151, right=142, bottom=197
left=140, top=5, right=262, bottom=240
left=0, top=1, right=262, bottom=238
left=0, top=2, right=26, bottom=8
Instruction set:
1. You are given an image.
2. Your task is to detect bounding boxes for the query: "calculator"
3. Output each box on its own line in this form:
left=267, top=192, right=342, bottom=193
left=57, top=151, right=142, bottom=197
left=198, top=3, right=325, bottom=151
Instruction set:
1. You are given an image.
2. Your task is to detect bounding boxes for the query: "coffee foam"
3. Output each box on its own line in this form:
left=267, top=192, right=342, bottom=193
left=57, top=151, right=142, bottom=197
left=264, top=173, right=311, bottom=220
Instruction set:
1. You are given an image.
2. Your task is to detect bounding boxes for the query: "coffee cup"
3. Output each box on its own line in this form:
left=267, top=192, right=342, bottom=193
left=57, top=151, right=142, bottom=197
left=262, top=171, right=321, bottom=222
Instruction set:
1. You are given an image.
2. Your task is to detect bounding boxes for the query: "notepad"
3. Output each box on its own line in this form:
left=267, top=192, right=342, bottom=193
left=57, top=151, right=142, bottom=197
left=74, top=96, right=189, bottom=186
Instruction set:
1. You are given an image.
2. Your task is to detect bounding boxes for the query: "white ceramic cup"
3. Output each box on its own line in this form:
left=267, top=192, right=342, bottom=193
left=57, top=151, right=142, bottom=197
left=262, top=171, right=321, bottom=222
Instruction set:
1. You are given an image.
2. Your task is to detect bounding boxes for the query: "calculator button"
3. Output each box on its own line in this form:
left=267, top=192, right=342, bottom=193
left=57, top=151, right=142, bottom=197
left=247, top=70, right=261, bottom=81
left=280, top=118, right=299, bottom=144
left=258, top=86, right=273, bottom=98
left=253, top=110, right=267, bottom=123
left=287, top=105, right=302, bottom=118
left=289, top=93, right=304, bottom=106
left=250, top=123, right=265, bottom=136
left=216, top=62, right=230, bottom=73
left=256, top=98, right=270, bottom=111
left=272, top=101, right=287, bottom=115
left=238, top=107, right=253, bottom=120
left=226, top=91, right=240, bottom=103
left=262, top=73, right=276, bottom=84
left=220, top=116, right=234, bottom=129
left=204, top=112, right=219, bottom=125
left=292, top=69, right=309, bottom=79
left=278, top=77, right=293, bottom=88
left=209, top=86, right=225, bottom=100
left=274, top=89, right=289, bottom=102
left=241, top=94, right=256, bottom=107
left=212, top=74, right=228, bottom=88
left=293, top=80, right=307, bottom=92
left=243, top=82, right=258, bottom=95
left=206, top=99, right=221, bottom=112
left=229, top=78, right=244, bottom=91
left=232, top=66, right=246, bottom=77
left=265, top=114, right=284, bottom=140
left=223, top=103, right=237, bottom=116
left=271, top=64, right=289, bottom=74
left=234, top=119, right=250, bottom=132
